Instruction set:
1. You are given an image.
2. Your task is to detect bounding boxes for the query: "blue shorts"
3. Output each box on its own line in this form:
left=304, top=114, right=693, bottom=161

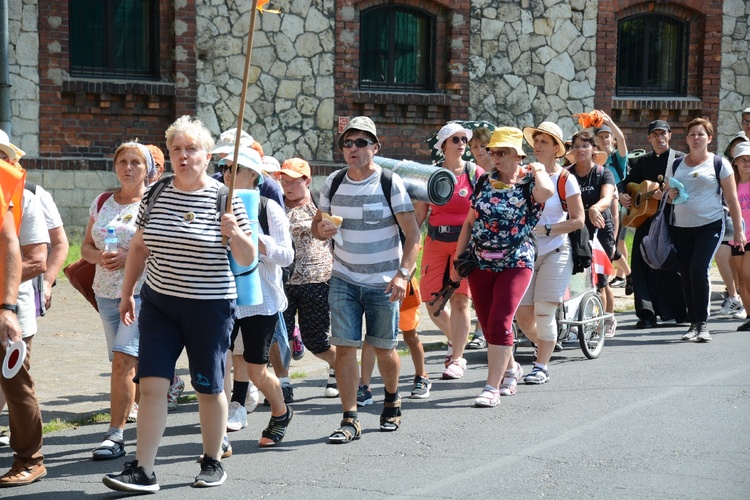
left=96, top=295, right=141, bottom=362
left=136, top=284, right=235, bottom=395
left=328, top=276, right=399, bottom=349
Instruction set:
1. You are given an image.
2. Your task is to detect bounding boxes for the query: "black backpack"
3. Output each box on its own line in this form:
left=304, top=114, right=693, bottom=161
left=258, top=196, right=296, bottom=284
left=558, top=168, right=592, bottom=274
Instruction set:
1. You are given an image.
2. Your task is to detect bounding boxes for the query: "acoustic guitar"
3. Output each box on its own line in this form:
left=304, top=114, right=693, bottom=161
left=622, top=180, right=661, bottom=228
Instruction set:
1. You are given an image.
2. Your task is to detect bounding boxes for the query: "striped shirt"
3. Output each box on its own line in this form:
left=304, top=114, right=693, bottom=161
left=137, top=178, right=251, bottom=300
left=318, top=167, right=413, bottom=287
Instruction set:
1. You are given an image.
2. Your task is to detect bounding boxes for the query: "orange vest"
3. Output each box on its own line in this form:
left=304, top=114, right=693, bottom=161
left=0, top=159, right=25, bottom=234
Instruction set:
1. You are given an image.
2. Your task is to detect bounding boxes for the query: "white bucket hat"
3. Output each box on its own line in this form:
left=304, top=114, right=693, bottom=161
left=211, top=128, right=254, bottom=155
left=434, top=123, right=473, bottom=150
left=221, top=147, right=264, bottom=179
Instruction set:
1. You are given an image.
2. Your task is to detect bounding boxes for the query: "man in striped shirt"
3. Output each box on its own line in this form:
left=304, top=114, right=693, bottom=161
left=312, top=116, right=421, bottom=443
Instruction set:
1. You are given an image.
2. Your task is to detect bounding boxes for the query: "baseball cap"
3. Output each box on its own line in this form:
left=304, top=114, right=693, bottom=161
left=337, top=116, right=379, bottom=151
left=648, top=120, right=671, bottom=134
left=277, top=158, right=311, bottom=178
left=594, top=124, right=612, bottom=136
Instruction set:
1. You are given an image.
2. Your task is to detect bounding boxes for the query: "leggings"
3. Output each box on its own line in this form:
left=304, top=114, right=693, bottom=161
left=671, top=219, right=723, bottom=324
left=468, top=267, right=533, bottom=346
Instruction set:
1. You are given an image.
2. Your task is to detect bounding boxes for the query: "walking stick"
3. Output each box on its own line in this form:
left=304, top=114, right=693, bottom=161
left=223, top=0, right=260, bottom=245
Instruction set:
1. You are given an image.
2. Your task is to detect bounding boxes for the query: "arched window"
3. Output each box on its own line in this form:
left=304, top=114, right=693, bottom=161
left=617, top=14, right=688, bottom=96
left=359, top=6, right=435, bottom=92
left=69, top=0, right=159, bottom=79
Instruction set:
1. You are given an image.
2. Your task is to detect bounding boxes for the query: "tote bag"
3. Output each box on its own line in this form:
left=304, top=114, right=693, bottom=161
left=640, top=196, right=678, bottom=271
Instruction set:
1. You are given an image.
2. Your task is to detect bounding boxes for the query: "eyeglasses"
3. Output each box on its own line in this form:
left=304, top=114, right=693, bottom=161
left=485, top=149, right=508, bottom=158
left=451, top=136, right=469, bottom=145
left=279, top=177, right=306, bottom=186
left=742, top=119, right=750, bottom=126
left=342, top=138, right=375, bottom=149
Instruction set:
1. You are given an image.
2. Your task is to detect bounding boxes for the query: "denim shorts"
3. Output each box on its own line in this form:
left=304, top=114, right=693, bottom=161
left=96, top=295, right=141, bottom=362
left=136, top=284, right=235, bottom=395
left=328, top=276, right=399, bottom=349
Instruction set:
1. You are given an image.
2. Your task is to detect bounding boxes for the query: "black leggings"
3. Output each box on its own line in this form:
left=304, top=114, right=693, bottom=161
left=671, top=219, right=723, bottom=324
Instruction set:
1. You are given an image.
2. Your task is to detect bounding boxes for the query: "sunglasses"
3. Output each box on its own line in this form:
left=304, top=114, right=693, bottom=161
left=451, top=136, right=469, bottom=145
left=342, top=138, right=375, bottom=149
left=485, top=149, right=508, bottom=158
left=219, top=165, right=231, bottom=174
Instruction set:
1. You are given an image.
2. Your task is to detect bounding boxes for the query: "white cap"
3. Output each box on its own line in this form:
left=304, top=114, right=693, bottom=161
left=211, top=128, right=254, bottom=155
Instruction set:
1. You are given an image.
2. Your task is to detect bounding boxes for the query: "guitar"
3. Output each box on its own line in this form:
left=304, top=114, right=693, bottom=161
left=622, top=180, right=661, bottom=228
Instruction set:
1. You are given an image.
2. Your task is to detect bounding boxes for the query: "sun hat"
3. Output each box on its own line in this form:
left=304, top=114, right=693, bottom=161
left=725, top=132, right=749, bottom=159
left=485, top=127, right=526, bottom=157
left=0, top=129, right=17, bottom=161
left=211, top=128, right=254, bottom=155
left=732, top=142, right=750, bottom=164
left=221, top=147, right=264, bottom=179
left=434, top=123, right=473, bottom=151
left=522, top=122, right=566, bottom=158
left=277, top=158, right=311, bottom=179
left=337, top=116, right=380, bottom=151
left=647, top=120, right=671, bottom=134
left=261, top=155, right=280, bottom=172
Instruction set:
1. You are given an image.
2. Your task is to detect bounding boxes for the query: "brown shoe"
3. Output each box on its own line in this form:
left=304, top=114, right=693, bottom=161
left=0, top=464, right=47, bottom=487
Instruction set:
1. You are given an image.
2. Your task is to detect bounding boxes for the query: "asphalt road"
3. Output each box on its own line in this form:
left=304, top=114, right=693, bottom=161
left=4, top=281, right=749, bottom=499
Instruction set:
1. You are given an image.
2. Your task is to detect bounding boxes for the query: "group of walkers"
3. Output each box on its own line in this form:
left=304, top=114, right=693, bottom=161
left=2, top=108, right=749, bottom=492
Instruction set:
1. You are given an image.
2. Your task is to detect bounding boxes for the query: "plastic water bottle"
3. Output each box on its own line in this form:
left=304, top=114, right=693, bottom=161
left=104, top=227, right=118, bottom=254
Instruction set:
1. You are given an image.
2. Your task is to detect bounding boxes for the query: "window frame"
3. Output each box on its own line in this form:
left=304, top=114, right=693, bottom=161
left=359, top=5, right=436, bottom=93
left=68, top=0, right=160, bottom=80
left=616, top=14, right=688, bottom=97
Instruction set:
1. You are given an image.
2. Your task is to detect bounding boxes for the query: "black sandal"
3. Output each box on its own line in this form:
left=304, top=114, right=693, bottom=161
left=92, top=437, right=126, bottom=461
left=259, top=406, right=293, bottom=447
left=328, top=417, right=361, bottom=444
left=466, top=334, right=487, bottom=350
left=379, top=398, right=402, bottom=432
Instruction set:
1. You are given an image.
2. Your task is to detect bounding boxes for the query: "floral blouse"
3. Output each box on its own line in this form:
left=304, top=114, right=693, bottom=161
left=90, top=193, right=146, bottom=299
left=284, top=200, right=333, bottom=285
left=469, top=170, right=544, bottom=272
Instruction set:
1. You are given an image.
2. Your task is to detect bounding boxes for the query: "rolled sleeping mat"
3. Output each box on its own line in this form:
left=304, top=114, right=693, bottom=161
left=373, top=156, right=456, bottom=205
left=229, top=188, right=263, bottom=306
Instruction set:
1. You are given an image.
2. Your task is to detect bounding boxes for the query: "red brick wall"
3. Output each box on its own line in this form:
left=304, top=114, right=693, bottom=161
left=31, top=0, right=194, bottom=171
left=595, top=1, right=722, bottom=153
left=334, top=0, right=471, bottom=164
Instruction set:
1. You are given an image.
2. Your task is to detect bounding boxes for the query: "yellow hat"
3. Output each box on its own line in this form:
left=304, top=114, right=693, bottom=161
left=486, top=127, right=526, bottom=157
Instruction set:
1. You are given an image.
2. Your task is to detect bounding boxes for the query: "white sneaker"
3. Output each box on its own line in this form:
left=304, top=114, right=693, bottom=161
left=718, top=296, right=742, bottom=316
left=246, top=382, right=260, bottom=413
left=732, top=307, right=746, bottom=320
left=226, top=401, right=248, bottom=432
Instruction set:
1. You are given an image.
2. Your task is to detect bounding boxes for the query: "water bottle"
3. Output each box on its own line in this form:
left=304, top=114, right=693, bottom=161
left=104, top=227, right=119, bottom=254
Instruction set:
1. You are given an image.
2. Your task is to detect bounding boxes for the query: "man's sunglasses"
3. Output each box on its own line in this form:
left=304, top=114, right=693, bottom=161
left=342, top=138, right=375, bottom=149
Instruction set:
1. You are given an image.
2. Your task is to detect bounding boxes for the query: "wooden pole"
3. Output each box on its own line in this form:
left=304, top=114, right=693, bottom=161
left=223, top=0, right=260, bottom=245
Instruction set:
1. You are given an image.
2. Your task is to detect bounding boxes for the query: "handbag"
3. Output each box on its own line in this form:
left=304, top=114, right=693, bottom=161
left=62, top=191, right=114, bottom=312
left=640, top=195, right=678, bottom=271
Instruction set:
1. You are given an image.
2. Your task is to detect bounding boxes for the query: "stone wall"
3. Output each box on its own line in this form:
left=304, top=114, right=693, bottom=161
left=8, top=0, right=38, bottom=155
left=718, top=0, right=750, bottom=152
left=469, top=0, right=598, bottom=149
left=195, top=0, right=336, bottom=164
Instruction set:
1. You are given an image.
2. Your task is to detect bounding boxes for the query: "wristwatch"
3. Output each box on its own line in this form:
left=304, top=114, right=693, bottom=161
left=0, top=303, right=18, bottom=314
left=545, top=224, right=552, bottom=236
left=398, top=267, right=410, bottom=278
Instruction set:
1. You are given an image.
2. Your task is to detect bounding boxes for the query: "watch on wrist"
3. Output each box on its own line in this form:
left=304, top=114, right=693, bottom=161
left=398, top=267, right=410, bottom=278
left=545, top=224, right=552, bottom=236
left=0, top=303, right=18, bottom=314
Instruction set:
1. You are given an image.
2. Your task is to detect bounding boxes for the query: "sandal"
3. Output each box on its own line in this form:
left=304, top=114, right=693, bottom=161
left=259, top=406, right=293, bottom=447
left=465, top=334, right=487, bottom=350
left=92, top=437, right=126, bottom=461
left=379, top=398, right=402, bottom=432
left=329, top=417, right=361, bottom=444
left=498, top=362, right=523, bottom=396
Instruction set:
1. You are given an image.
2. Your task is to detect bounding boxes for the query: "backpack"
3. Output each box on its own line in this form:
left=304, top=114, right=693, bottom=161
left=258, top=196, right=296, bottom=284
left=558, top=168, right=593, bottom=274
left=640, top=195, right=678, bottom=271
left=328, top=167, right=406, bottom=244
left=140, top=176, right=229, bottom=226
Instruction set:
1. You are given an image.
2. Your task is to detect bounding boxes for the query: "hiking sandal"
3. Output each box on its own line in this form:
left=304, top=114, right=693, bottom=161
left=92, top=438, right=126, bottom=461
left=328, top=417, right=361, bottom=444
left=259, top=406, right=293, bottom=447
left=379, top=398, right=402, bottom=432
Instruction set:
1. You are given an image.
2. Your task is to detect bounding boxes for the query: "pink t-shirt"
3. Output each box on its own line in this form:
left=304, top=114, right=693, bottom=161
left=735, top=182, right=750, bottom=243
left=428, top=164, right=485, bottom=227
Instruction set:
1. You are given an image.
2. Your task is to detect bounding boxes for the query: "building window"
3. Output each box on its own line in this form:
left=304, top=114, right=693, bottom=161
left=360, top=6, right=435, bottom=92
left=69, top=0, right=159, bottom=79
left=617, top=14, right=688, bottom=96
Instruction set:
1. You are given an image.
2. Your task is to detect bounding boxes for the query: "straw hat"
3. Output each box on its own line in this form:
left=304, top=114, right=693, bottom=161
left=434, top=123, right=473, bottom=150
left=486, top=127, right=526, bottom=157
left=522, top=122, right=566, bottom=158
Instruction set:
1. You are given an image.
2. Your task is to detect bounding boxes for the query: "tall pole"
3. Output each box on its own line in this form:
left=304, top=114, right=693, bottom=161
left=223, top=0, right=260, bottom=244
left=0, top=0, right=11, bottom=136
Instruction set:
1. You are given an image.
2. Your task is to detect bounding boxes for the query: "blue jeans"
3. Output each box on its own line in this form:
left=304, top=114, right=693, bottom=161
left=328, top=276, right=399, bottom=349
left=96, top=295, right=141, bottom=361
left=271, top=312, right=291, bottom=369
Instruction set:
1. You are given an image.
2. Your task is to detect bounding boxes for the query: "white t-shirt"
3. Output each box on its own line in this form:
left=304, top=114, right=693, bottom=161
left=19, top=191, right=50, bottom=337
left=35, top=185, right=63, bottom=229
left=670, top=154, right=733, bottom=228
left=535, top=170, right=581, bottom=256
